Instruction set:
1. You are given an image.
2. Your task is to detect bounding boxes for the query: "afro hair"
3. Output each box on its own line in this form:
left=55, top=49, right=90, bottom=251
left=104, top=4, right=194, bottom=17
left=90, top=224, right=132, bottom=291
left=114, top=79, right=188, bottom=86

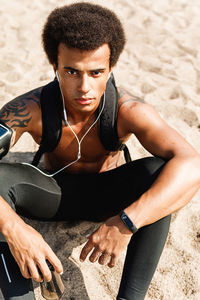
left=42, top=2, right=126, bottom=67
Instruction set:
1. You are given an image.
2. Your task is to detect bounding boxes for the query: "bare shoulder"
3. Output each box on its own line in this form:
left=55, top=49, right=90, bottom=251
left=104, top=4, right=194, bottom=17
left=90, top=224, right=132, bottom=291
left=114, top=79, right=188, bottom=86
left=117, top=87, right=144, bottom=109
left=117, top=87, right=198, bottom=159
left=117, top=87, right=145, bottom=108
left=117, top=87, right=159, bottom=135
left=0, top=86, right=42, bottom=144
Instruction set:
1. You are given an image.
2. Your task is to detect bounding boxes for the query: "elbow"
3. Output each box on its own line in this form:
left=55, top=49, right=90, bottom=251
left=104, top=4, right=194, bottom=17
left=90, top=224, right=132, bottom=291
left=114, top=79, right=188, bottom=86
left=188, top=153, right=200, bottom=184
left=174, top=151, right=200, bottom=185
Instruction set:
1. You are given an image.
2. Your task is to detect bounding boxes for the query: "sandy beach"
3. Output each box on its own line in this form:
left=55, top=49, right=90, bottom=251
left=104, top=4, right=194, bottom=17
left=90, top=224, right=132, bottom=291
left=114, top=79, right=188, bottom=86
left=0, top=0, right=200, bottom=299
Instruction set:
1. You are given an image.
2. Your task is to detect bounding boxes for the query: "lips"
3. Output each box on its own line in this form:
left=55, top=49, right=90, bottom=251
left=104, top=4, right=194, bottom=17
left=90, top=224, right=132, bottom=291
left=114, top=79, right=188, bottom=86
left=75, top=97, right=94, bottom=105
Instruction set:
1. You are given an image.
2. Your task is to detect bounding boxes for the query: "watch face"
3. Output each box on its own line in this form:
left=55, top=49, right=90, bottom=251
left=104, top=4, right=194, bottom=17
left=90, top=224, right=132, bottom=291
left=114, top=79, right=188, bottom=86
left=121, top=214, right=126, bottom=221
left=0, top=125, right=8, bottom=137
left=121, top=212, right=132, bottom=227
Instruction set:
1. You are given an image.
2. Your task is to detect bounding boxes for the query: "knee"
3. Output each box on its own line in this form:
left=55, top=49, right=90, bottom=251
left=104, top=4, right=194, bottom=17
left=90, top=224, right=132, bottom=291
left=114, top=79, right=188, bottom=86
left=0, top=163, right=20, bottom=191
left=142, top=156, right=167, bottom=176
left=0, top=163, right=23, bottom=209
left=0, top=162, right=19, bottom=178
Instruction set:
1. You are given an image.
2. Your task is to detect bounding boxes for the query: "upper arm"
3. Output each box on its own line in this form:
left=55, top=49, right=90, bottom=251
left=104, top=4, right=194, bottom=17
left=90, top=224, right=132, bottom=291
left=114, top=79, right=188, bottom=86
left=117, top=87, right=144, bottom=108
left=118, top=97, right=197, bottom=160
left=0, top=87, right=42, bottom=147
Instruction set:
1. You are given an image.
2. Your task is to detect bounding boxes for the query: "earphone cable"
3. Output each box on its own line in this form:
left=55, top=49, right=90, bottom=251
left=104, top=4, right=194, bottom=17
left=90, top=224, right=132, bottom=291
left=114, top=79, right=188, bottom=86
left=22, top=74, right=105, bottom=177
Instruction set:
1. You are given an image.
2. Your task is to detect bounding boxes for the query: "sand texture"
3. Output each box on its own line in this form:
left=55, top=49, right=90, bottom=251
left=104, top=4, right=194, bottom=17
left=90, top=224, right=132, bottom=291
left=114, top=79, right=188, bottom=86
left=0, top=0, right=200, bottom=299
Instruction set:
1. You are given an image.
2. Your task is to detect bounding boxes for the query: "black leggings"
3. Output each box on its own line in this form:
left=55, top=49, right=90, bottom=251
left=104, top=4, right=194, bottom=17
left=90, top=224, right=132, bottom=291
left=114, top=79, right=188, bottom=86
left=0, top=157, right=171, bottom=300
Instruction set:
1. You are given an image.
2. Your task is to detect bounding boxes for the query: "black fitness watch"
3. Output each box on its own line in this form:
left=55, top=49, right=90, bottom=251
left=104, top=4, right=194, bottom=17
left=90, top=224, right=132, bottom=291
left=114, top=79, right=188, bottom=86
left=119, top=210, right=138, bottom=234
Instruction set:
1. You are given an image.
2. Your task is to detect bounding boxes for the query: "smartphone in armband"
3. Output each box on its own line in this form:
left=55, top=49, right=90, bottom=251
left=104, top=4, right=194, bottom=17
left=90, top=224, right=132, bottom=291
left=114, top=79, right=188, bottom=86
left=0, top=122, right=13, bottom=159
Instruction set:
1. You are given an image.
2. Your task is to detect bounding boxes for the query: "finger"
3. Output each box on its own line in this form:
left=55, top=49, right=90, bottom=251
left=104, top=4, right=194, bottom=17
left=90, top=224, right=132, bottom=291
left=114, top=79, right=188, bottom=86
left=45, top=246, right=63, bottom=275
left=19, top=264, right=32, bottom=279
left=98, top=252, right=110, bottom=265
left=89, top=248, right=102, bottom=263
left=37, top=260, right=52, bottom=282
left=80, top=241, right=94, bottom=262
left=108, top=254, right=117, bottom=268
left=27, top=261, right=43, bottom=282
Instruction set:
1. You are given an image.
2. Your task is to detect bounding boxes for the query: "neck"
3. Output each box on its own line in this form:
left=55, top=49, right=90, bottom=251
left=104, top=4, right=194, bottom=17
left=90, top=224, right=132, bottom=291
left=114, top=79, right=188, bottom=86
left=64, top=106, right=98, bottom=125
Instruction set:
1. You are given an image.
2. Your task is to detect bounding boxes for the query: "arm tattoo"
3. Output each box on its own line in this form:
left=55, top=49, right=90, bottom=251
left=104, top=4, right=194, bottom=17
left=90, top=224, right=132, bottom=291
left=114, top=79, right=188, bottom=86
left=118, top=88, right=144, bottom=110
left=0, top=87, right=41, bottom=129
left=11, top=117, right=32, bottom=128
left=118, top=88, right=127, bottom=98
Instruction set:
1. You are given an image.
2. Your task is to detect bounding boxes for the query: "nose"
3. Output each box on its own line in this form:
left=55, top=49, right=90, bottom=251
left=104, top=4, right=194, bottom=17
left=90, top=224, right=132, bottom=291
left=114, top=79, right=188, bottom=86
left=78, top=74, right=90, bottom=94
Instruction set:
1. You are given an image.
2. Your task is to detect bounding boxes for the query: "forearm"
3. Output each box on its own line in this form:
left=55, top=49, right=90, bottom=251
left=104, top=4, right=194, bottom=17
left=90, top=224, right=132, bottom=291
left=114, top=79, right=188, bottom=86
left=125, top=154, right=200, bottom=229
left=0, top=195, right=25, bottom=238
left=0, top=195, right=63, bottom=281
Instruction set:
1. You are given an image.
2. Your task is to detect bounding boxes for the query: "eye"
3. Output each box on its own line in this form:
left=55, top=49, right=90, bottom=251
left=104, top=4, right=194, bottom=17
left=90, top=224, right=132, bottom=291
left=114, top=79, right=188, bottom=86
left=90, top=70, right=103, bottom=77
left=67, top=70, right=77, bottom=75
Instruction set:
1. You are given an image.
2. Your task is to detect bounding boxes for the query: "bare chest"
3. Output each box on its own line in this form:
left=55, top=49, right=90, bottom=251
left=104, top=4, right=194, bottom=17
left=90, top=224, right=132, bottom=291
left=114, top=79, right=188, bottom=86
left=43, top=123, right=121, bottom=173
left=58, top=123, right=106, bottom=159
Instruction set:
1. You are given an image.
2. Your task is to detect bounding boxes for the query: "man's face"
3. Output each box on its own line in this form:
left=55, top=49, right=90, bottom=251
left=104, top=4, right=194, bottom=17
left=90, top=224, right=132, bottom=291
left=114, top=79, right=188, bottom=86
left=55, top=43, right=112, bottom=114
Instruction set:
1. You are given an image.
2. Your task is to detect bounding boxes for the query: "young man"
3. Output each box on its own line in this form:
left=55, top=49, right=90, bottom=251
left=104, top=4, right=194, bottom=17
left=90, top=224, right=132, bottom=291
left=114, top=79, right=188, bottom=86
left=0, top=2, right=200, bottom=300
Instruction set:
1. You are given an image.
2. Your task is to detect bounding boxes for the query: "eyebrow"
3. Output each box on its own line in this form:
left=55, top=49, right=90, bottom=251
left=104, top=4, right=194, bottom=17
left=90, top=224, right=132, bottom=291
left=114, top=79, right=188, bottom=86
left=63, top=66, right=106, bottom=72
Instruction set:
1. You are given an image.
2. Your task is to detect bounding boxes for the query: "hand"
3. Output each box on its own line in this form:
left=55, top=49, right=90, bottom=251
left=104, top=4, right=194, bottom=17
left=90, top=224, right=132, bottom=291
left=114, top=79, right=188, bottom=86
left=5, top=222, right=63, bottom=282
left=80, top=215, right=133, bottom=268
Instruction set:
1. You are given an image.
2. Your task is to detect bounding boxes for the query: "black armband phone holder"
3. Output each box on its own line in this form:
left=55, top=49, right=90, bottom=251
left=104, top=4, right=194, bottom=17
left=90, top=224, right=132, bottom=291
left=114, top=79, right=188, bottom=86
left=0, top=121, right=13, bottom=159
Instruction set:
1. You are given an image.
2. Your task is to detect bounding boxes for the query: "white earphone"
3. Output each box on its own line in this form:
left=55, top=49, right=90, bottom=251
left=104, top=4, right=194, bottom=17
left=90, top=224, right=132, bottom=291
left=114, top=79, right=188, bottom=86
left=56, top=70, right=60, bottom=82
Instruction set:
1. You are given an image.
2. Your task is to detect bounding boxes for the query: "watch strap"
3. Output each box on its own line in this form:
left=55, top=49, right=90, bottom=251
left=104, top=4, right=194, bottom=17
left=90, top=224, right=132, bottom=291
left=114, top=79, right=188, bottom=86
left=119, top=210, right=138, bottom=234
